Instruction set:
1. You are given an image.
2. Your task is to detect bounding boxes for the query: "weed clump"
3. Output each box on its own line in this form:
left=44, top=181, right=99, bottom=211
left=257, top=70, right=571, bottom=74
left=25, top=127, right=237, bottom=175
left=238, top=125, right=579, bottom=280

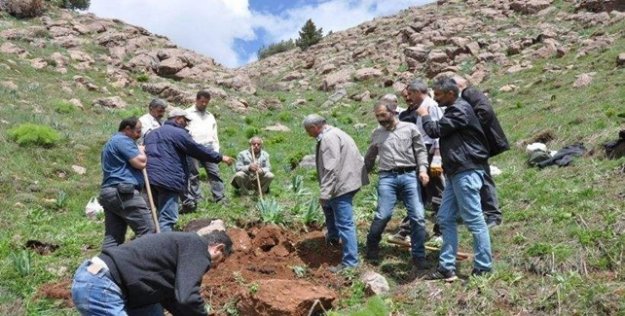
left=8, top=123, right=60, bottom=147
left=53, top=100, right=75, bottom=114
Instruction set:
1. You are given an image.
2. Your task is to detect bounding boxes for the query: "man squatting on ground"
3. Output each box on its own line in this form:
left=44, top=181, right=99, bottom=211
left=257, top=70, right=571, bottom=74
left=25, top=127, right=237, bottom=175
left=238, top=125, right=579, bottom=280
left=304, top=114, right=368, bottom=272
left=231, top=136, right=274, bottom=195
left=99, top=117, right=155, bottom=250
left=144, top=109, right=233, bottom=232
left=417, top=76, right=493, bottom=281
left=71, top=230, right=233, bottom=315
left=364, top=100, right=431, bottom=269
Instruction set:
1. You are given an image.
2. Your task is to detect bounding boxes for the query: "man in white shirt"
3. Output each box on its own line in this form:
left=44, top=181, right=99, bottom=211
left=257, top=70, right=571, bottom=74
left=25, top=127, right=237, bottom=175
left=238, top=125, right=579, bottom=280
left=181, top=90, right=225, bottom=210
left=138, top=98, right=167, bottom=145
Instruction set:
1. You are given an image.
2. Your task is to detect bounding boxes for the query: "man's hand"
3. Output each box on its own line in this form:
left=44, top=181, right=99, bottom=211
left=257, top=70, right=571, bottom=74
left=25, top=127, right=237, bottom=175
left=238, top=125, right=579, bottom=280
left=138, top=145, right=146, bottom=153
left=249, top=163, right=259, bottom=173
left=416, top=105, right=429, bottom=117
left=221, top=155, right=234, bottom=166
left=419, top=171, right=429, bottom=186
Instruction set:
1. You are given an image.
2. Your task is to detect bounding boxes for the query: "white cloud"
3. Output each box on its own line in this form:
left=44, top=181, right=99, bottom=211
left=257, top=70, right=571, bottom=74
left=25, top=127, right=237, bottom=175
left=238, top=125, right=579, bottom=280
left=88, top=0, right=434, bottom=68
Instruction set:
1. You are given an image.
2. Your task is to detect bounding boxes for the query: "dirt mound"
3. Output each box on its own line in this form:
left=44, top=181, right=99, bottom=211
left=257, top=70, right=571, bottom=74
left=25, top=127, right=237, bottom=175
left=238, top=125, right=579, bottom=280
left=36, top=279, right=72, bottom=307
left=237, top=279, right=336, bottom=316
left=202, top=226, right=347, bottom=315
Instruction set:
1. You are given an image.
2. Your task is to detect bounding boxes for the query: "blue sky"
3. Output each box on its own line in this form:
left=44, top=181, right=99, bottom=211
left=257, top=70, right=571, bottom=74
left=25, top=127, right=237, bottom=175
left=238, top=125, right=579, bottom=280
left=88, top=0, right=434, bottom=68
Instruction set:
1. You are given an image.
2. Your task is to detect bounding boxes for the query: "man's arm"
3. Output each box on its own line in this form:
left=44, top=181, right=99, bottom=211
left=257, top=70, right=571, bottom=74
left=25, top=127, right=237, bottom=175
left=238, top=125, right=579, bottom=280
left=128, top=146, right=147, bottom=170
left=177, top=131, right=224, bottom=163
left=462, top=87, right=494, bottom=126
left=318, top=137, right=340, bottom=200
left=234, top=152, right=248, bottom=172
left=412, top=129, right=428, bottom=173
left=363, top=131, right=378, bottom=173
left=422, top=105, right=469, bottom=139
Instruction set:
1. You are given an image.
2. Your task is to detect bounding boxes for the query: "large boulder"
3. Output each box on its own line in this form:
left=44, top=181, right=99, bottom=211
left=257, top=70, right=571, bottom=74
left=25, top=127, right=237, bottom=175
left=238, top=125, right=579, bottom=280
left=354, top=67, right=383, bottom=81
left=576, top=0, right=625, bottom=12
left=510, top=0, right=552, bottom=14
left=93, top=96, right=127, bottom=109
left=236, top=279, right=336, bottom=316
left=319, top=68, right=353, bottom=91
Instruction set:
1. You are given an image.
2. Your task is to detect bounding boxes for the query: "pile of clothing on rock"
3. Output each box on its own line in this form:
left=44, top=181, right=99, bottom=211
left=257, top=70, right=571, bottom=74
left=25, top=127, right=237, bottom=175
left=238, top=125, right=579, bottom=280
left=526, top=142, right=586, bottom=168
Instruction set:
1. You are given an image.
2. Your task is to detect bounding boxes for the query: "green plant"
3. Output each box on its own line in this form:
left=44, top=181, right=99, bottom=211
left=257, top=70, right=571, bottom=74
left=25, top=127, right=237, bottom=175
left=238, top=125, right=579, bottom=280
left=256, top=198, right=286, bottom=225
left=291, top=265, right=307, bottom=278
left=289, top=175, right=309, bottom=196
left=299, top=198, right=323, bottom=226
left=245, top=127, right=259, bottom=139
left=8, top=123, right=61, bottom=147
left=248, top=282, right=259, bottom=294
left=10, top=250, right=32, bottom=277
left=53, top=100, right=75, bottom=114
left=296, top=19, right=323, bottom=50
left=277, top=112, right=292, bottom=122
left=257, top=39, right=296, bottom=60
left=287, top=151, right=306, bottom=170
left=55, top=190, right=68, bottom=209
left=136, top=73, right=149, bottom=82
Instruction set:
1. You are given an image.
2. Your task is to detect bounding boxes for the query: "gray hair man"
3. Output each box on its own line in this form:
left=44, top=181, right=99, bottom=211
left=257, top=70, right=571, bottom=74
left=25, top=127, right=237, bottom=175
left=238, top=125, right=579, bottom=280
left=231, top=136, right=274, bottom=195
left=304, top=114, right=367, bottom=273
left=138, top=98, right=168, bottom=145
left=364, top=100, right=430, bottom=270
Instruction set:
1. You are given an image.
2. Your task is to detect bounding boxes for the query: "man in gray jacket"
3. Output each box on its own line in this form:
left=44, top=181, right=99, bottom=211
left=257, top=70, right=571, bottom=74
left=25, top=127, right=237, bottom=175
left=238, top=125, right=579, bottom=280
left=304, top=114, right=368, bottom=273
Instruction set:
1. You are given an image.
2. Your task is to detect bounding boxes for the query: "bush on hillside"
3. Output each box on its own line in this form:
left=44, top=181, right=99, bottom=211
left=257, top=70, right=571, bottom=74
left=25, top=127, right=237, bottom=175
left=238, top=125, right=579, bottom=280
left=8, top=123, right=61, bottom=147
left=257, top=39, right=296, bottom=60
left=296, top=19, right=323, bottom=50
left=56, top=0, right=89, bottom=10
left=0, top=0, right=45, bottom=18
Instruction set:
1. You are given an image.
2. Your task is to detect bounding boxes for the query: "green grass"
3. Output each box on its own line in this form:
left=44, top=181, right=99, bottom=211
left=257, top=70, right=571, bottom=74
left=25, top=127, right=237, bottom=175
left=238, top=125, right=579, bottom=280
left=1, top=2, right=625, bottom=315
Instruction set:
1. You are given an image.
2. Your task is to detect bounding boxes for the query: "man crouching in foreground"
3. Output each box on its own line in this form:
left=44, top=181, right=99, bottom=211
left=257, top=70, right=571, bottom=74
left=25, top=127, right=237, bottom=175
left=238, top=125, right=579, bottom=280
left=71, top=230, right=233, bottom=315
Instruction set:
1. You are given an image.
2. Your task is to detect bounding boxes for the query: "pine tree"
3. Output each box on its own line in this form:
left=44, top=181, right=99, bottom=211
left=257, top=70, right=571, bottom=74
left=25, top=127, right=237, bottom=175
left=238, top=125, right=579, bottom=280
left=296, top=19, right=323, bottom=50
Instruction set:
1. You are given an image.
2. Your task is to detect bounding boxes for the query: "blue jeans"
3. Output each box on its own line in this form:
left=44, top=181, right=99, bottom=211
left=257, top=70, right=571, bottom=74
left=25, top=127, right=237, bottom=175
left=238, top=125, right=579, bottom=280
left=152, top=186, right=179, bottom=232
left=366, top=171, right=426, bottom=259
left=72, top=260, right=163, bottom=316
left=322, top=190, right=359, bottom=267
left=437, top=169, right=492, bottom=272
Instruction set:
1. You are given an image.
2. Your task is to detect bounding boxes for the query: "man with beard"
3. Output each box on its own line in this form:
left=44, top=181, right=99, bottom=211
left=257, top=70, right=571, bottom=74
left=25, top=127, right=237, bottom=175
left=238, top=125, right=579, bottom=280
left=364, top=100, right=430, bottom=270
left=417, top=77, right=493, bottom=281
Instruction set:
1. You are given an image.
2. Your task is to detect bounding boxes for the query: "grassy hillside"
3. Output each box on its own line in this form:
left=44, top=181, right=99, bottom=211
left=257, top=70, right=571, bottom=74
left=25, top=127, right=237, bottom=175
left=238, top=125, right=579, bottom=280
left=1, top=2, right=625, bottom=316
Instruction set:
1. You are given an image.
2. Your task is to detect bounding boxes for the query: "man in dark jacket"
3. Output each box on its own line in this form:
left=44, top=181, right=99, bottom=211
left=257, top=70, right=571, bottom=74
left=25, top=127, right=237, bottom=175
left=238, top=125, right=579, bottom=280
left=144, top=109, right=234, bottom=232
left=71, top=230, right=233, bottom=315
left=453, top=75, right=509, bottom=227
left=417, top=77, right=493, bottom=281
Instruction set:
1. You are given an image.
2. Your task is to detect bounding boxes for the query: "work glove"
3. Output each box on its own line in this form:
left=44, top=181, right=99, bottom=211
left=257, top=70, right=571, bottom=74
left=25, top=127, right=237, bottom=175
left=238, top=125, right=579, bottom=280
left=430, top=154, right=443, bottom=177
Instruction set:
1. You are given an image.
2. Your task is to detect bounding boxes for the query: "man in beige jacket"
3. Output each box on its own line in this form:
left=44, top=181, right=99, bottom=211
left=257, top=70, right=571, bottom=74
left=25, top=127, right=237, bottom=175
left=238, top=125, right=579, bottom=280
left=304, top=114, right=368, bottom=273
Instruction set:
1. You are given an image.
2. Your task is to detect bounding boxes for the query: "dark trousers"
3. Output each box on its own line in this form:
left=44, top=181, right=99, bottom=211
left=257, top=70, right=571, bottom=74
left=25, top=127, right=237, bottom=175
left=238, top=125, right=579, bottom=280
left=99, top=185, right=155, bottom=250
left=481, top=163, right=502, bottom=223
left=181, top=155, right=225, bottom=208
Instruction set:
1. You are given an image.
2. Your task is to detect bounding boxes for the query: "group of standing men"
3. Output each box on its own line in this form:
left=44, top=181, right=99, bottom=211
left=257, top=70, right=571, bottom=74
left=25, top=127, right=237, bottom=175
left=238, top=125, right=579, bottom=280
left=307, top=75, right=508, bottom=280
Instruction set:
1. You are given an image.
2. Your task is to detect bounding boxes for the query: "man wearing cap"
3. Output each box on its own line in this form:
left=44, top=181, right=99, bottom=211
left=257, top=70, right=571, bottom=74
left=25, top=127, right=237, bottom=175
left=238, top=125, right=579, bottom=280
left=144, top=109, right=234, bottom=232
left=231, top=136, right=274, bottom=195
left=138, top=98, right=168, bottom=145
left=182, top=90, right=226, bottom=210
left=364, top=99, right=430, bottom=270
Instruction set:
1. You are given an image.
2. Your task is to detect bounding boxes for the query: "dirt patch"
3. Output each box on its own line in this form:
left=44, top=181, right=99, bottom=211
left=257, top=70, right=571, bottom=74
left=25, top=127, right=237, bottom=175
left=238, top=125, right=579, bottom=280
left=202, top=225, right=347, bottom=315
left=25, top=239, right=59, bottom=255
left=36, top=279, right=73, bottom=308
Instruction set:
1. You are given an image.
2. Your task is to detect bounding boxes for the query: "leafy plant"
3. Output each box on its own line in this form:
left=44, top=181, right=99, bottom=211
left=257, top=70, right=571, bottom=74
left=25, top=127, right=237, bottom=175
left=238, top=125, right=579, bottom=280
left=299, top=198, right=323, bottom=226
left=10, top=250, right=32, bottom=277
left=291, top=265, right=307, bottom=278
left=55, top=190, right=68, bottom=209
left=136, top=73, right=149, bottom=82
left=287, top=151, right=306, bottom=170
left=289, top=175, right=309, bottom=196
left=53, top=100, right=75, bottom=114
left=248, top=282, right=259, bottom=294
left=8, top=123, right=61, bottom=147
left=245, top=127, right=259, bottom=139
left=256, top=198, right=286, bottom=225
left=257, top=39, right=296, bottom=60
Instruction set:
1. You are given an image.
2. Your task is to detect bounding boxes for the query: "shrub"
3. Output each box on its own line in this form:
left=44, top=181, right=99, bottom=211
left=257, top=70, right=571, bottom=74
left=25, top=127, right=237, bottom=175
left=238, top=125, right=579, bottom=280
left=296, top=19, right=323, bottom=50
left=10, top=250, right=32, bottom=277
left=245, top=127, right=259, bottom=139
left=256, top=198, right=286, bottom=225
left=257, top=39, right=296, bottom=60
left=8, top=123, right=61, bottom=147
left=277, top=112, right=292, bottom=122
left=287, top=151, right=306, bottom=170
left=58, top=0, right=89, bottom=10
left=136, top=73, right=149, bottom=82
left=53, top=100, right=75, bottom=114
left=1, top=0, right=44, bottom=18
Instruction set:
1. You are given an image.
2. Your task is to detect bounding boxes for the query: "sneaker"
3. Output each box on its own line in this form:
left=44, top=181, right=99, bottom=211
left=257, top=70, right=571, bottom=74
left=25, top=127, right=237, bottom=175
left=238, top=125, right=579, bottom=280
left=426, top=268, right=457, bottom=282
left=471, top=268, right=491, bottom=277
left=365, top=245, right=380, bottom=261
left=486, top=218, right=502, bottom=228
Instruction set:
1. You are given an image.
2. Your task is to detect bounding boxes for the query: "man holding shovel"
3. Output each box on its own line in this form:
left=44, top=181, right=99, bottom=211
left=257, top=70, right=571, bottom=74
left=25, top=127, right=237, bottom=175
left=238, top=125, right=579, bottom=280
left=99, top=117, right=155, bottom=249
left=144, top=109, right=234, bottom=232
left=231, top=136, right=273, bottom=196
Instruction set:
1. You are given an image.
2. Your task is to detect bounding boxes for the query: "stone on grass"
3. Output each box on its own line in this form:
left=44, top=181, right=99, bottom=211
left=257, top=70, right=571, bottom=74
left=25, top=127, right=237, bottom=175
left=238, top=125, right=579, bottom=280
left=361, top=271, right=390, bottom=296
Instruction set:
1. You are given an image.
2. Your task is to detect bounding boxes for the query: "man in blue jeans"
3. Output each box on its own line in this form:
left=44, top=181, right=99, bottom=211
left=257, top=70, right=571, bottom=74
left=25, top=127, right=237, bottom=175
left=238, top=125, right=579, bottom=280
left=71, top=230, right=232, bottom=315
left=144, top=109, right=234, bottom=232
left=364, top=100, right=430, bottom=269
left=304, top=114, right=368, bottom=273
left=99, top=117, right=155, bottom=249
left=417, top=76, right=493, bottom=281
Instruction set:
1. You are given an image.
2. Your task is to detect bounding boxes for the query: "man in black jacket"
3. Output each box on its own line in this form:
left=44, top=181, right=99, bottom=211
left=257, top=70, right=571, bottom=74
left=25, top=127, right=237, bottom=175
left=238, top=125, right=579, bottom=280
left=417, top=77, right=493, bottom=281
left=453, top=75, right=509, bottom=227
left=71, top=230, right=233, bottom=315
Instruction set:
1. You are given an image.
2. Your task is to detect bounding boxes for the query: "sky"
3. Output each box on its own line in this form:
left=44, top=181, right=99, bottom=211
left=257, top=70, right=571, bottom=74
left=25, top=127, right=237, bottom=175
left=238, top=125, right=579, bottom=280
left=87, top=0, right=435, bottom=68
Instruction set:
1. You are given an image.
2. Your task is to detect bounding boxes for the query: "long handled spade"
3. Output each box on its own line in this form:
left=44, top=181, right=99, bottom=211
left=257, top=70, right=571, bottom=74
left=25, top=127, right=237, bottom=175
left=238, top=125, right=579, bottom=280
left=142, top=169, right=160, bottom=233
left=250, top=145, right=264, bottom=201
left=387, top=237, right=471, bottom=261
